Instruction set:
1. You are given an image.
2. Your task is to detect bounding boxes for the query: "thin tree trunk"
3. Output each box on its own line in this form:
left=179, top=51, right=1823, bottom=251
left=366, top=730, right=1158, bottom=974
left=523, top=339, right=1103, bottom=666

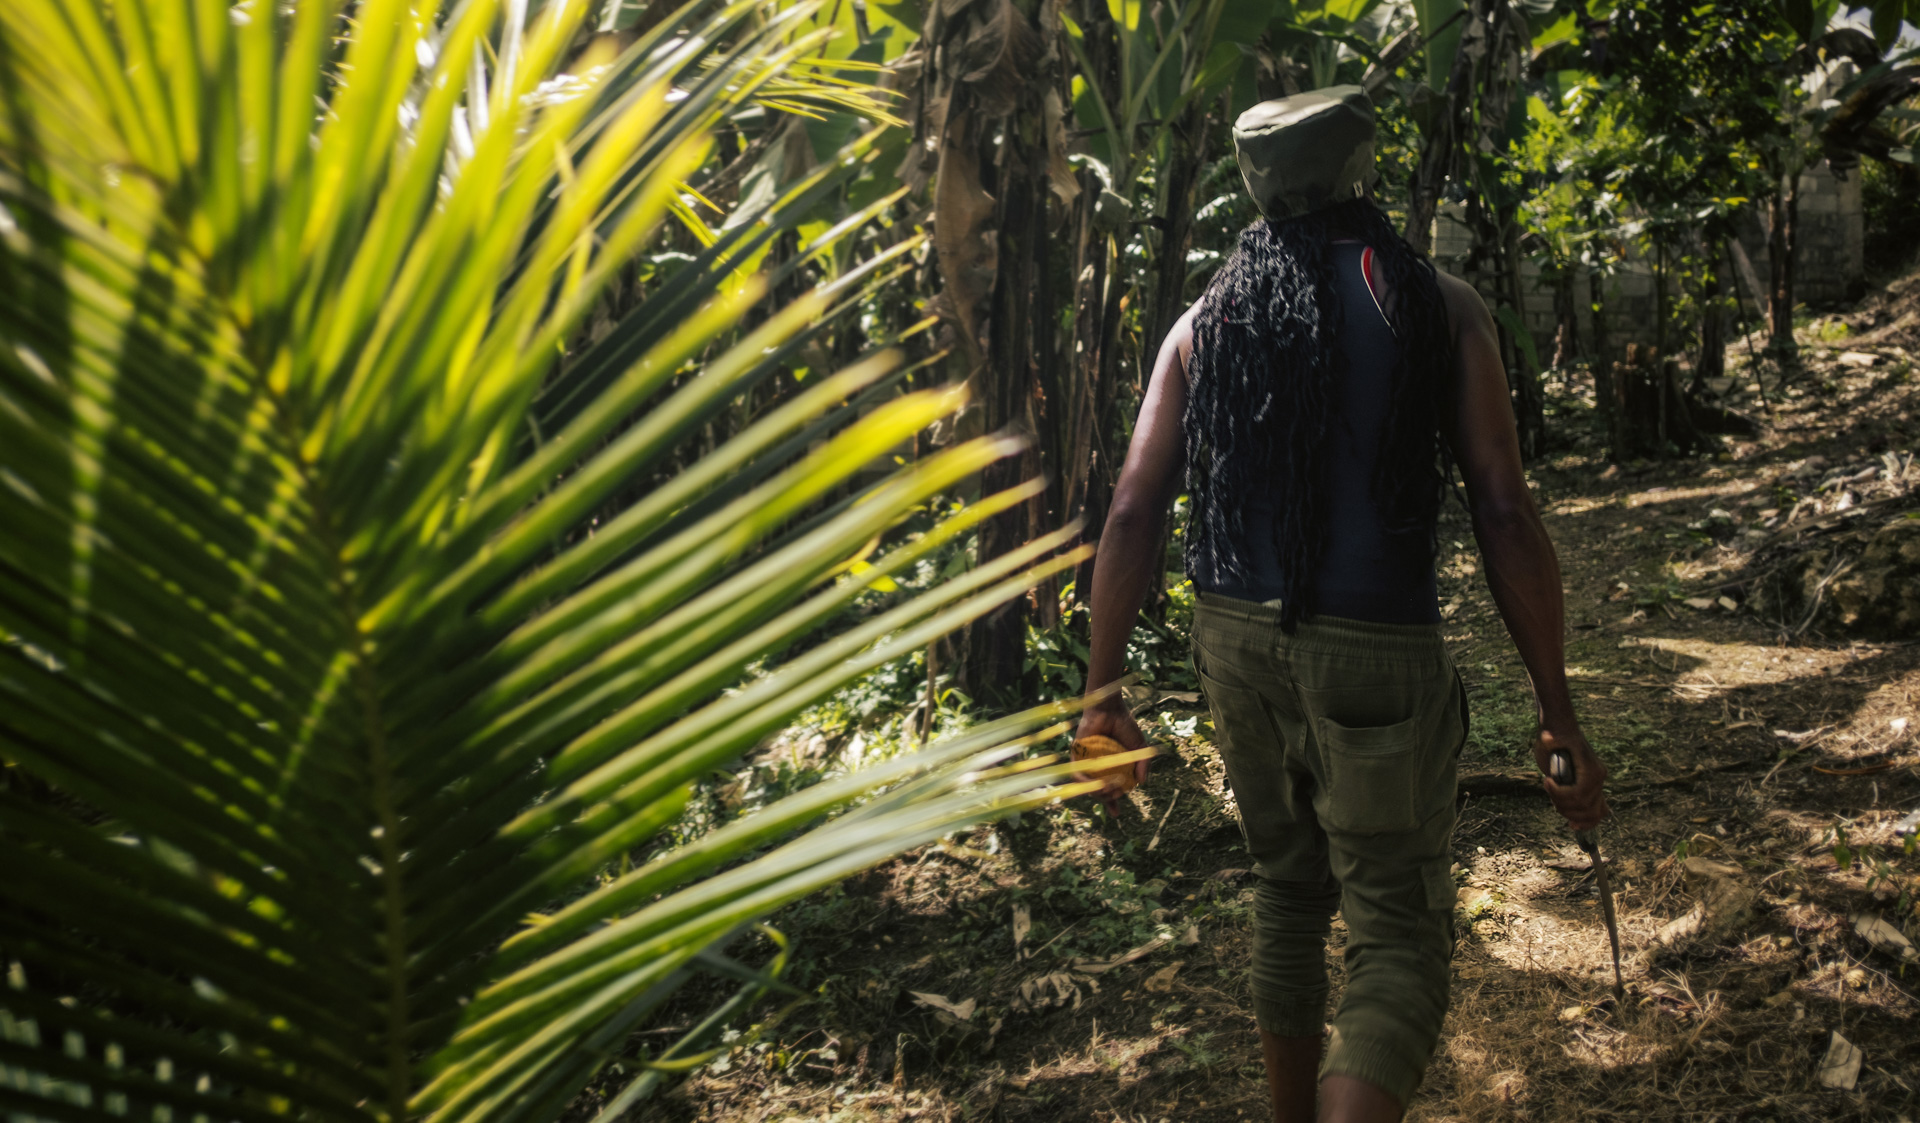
left=1725, top=240, right=1771, bottom=406
left=1589, top=269, right=1625, bottom=459
left=1134, top=101, right=1209, bottom=624
left=919, top=641, right=937, bottom=746
left=1767, top=169, right=1800, bottom=351
left=1550, top=269, right=1579, bottom=369
left=1653, top=243, right=1669, bottom=453
left=1404, top=0, right=1491, bottom=252
left=1654, top=240, right=1670, bottom=360
left=1694, top=249, right=1725, bottom=392
left=1066, top=240, right=1127, bottom=635
left=1502, top=223, right=1544, bottom=458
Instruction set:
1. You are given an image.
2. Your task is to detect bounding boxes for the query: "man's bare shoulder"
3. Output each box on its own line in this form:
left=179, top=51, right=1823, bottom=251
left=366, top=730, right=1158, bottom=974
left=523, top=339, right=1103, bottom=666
left=1436, top=270, right=1489, bottom=314
left=1168, top=299, right=1204, bottom=366
left=1432, top=269, right=1490, bottom=333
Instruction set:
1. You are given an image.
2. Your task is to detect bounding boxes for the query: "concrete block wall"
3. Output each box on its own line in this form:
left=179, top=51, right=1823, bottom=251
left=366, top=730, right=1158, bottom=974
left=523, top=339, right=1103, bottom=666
left=1428, top=158, right=1865, bottom=366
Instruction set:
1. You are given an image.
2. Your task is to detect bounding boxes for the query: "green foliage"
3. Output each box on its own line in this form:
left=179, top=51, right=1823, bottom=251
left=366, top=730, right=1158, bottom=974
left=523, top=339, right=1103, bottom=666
left=0, top=1, right=1092, bottom=1118
left=1862, top=153, right=1920, bottom=275
left=1463, top=675, right=1540, bottom=761
left=1510, top=83, right=1641, bottom=280
left=1032, top=841, right=1181, bottom=960
left=1165, top=1030, right=1231, bottom=1070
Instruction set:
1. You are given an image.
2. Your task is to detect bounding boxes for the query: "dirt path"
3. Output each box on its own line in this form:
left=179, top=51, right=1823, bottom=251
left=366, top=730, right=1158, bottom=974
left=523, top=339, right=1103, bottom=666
left=630, top=323, right=1920, bottom=1123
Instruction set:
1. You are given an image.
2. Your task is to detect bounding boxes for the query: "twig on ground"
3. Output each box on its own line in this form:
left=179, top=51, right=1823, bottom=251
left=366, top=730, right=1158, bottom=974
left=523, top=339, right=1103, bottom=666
left=1793, top=554, right=1859, bottom=637
left=1146, top=790, right=1180, bottom=852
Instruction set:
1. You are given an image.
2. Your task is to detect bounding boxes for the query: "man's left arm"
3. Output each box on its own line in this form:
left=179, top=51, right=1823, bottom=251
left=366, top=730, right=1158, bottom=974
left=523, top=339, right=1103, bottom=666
left=1076, top=305, right=1196, bottom=776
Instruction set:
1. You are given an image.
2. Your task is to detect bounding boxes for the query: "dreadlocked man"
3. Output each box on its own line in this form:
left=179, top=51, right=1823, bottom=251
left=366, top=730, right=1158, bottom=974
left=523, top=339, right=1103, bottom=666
left=1077, top=87, right=1610, bottom=1123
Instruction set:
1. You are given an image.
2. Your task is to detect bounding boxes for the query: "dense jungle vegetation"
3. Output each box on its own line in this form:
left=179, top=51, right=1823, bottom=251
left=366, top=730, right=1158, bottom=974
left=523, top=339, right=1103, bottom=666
left=1, top=0, right=1918, bottom=1120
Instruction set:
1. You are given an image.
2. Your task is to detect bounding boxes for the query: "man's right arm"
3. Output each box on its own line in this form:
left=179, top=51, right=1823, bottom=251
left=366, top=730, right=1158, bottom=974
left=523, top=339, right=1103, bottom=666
left=1437, top=272, right=1608, bottom=830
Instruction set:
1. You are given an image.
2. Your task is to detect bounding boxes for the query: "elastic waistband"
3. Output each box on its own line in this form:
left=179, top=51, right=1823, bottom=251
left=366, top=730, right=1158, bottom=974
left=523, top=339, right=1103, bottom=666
left=1194, top=591, right=1446, bottom=657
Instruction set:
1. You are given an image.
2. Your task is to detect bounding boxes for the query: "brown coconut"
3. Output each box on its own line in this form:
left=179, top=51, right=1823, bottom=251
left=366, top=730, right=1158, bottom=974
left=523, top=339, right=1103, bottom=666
left=1070, top=734, right=1141, bottom=797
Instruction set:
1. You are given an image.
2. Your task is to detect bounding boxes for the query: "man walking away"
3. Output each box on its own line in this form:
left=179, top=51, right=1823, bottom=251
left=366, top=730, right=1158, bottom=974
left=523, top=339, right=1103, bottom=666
left=1074, top=87, right=1609, bottom=1122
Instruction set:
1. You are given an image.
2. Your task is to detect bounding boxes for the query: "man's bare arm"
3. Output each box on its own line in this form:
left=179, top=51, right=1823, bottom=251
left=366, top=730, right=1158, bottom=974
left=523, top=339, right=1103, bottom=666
left=1438, top=273, right=1608, bottom=830
left=1076, top=305, right=1196, bottom=770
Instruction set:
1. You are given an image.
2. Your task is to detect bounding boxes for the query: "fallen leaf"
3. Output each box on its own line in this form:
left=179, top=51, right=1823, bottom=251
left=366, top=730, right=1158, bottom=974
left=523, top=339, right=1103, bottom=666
left=908, top=991, right=977, bottom=1022
left=1142, top=963, right=1181, bottom=993
left=1070, top=935, right=1170, bottom=975
left=1683, top=597, right=1716, bottom=610
left=1011, top=902, right=1031, bottom=955
left=1680, top=857, right=1742, bottom=881
left=1656, top=901, right=1707, bottom=947
left=1010, top=971, right=1088, bottom=1013
left=934, top=842, right=995, bottom=862
left=1852, top=912, right=1919, bottom=962
left=1815, top=1030, right=1863, bottom=1090
left=1179, top=924, right=1200, bottom=946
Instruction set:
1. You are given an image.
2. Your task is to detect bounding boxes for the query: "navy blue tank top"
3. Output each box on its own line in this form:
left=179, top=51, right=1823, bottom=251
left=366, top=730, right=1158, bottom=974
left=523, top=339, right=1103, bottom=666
left=1192, top=242, right=1440, bottom=625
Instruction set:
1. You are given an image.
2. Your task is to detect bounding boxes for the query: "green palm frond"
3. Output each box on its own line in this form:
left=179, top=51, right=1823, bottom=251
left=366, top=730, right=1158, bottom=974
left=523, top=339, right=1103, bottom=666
left=0, top=1, right=1084, bottom=1119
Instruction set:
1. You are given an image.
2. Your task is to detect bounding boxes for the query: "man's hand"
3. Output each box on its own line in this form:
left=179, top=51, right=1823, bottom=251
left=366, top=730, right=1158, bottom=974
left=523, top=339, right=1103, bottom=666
left=1074, top=698, right=1150, bottom=814
left=1534, top=725, right=1609, bottom=831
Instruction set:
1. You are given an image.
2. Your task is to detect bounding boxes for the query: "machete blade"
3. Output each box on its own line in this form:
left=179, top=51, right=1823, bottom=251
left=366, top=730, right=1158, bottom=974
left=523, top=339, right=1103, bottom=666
left=1548, top=748, right=1624, bottom=1000
left=1576, top=828, right=1625, bottom=1000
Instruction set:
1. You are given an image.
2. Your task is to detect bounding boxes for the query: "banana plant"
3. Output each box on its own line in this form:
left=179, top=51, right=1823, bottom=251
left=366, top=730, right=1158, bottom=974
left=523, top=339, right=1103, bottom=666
left=0, top=1, right=1103, bottom=1120
left=1058, top=0, right=1234, bottom=187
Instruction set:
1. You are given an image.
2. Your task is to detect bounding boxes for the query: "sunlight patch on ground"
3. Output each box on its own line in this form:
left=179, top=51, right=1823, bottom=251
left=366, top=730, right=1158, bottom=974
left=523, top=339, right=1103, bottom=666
left=1621, top=635, right=1830, bottom=686
left=1545, top=496, right=1611, bottom=516
left=1492, top=911, right=1613, bottom=977
left=1619, top=479, right=1766, bottom=509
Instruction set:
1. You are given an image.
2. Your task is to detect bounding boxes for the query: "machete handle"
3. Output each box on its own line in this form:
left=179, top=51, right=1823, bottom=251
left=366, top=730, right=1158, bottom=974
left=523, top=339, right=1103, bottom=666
left=1548, top=750, right=1602, bottom=851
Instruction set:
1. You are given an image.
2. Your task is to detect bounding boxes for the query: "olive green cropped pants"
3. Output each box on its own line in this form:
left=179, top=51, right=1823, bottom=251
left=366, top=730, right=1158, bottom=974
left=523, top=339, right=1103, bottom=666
left=1191, top=593, right=1466, bottom=1105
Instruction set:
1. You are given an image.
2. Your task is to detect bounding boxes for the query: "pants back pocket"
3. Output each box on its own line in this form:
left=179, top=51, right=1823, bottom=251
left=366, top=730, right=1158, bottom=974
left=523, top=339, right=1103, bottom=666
left=1314, top=712, right=1422, bottom=834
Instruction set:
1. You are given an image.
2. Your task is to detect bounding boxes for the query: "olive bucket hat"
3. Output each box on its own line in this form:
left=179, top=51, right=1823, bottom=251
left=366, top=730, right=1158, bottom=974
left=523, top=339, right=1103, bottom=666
left=1232, top=85, right=1377, bottom=222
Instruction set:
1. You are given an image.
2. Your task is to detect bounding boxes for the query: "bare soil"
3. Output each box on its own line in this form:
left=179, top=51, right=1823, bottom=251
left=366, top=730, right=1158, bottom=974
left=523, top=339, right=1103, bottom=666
left=623, top=303, right=1920, bottom=1122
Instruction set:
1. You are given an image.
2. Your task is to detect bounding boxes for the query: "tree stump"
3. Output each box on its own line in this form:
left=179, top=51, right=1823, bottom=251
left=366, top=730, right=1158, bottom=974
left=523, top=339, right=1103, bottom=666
left=1607, top=344, right=1717, bottom=458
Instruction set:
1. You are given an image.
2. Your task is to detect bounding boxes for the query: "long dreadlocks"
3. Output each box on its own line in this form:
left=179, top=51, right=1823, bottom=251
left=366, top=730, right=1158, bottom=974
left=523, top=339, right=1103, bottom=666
left=1183, top=197, right=1455, bottom=632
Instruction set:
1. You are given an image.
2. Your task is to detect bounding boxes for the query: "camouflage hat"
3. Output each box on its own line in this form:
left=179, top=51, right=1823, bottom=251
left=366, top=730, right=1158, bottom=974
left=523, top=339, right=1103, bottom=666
left=1232, top=86, right=1377, bottom=221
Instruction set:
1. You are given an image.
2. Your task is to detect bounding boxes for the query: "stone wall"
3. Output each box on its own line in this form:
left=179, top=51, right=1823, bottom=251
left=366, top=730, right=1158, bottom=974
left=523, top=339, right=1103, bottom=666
left=1430, top=158, right=1865, bottom=366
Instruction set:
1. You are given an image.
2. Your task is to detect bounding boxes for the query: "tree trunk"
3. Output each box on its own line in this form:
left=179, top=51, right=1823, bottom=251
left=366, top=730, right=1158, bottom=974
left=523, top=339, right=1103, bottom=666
left=1144, top=102, right=1208, bottom=390
left=1134, top=100, right=1210, bottom=624
left=1767, top=169, right=1800, bottom=351
left=1502, top=224, right=1544, bottom=458
left=1589, top=269, right=1625, bottom=459
left=909, top=0, right=1054, bottom=705
left=1063, top=226, right=1129, bottom=639
left=1550, top=269, right=1579, bottom=369
left=1694, top=250, right=1725, bottom=392
left=1613, top=344, right=1715, bottom=458
left=1404, top=0, right=1492, bottom=253
left=1653, top=239, right=1670, bottom=360
left=965, top=135, right=1050, bottom=702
